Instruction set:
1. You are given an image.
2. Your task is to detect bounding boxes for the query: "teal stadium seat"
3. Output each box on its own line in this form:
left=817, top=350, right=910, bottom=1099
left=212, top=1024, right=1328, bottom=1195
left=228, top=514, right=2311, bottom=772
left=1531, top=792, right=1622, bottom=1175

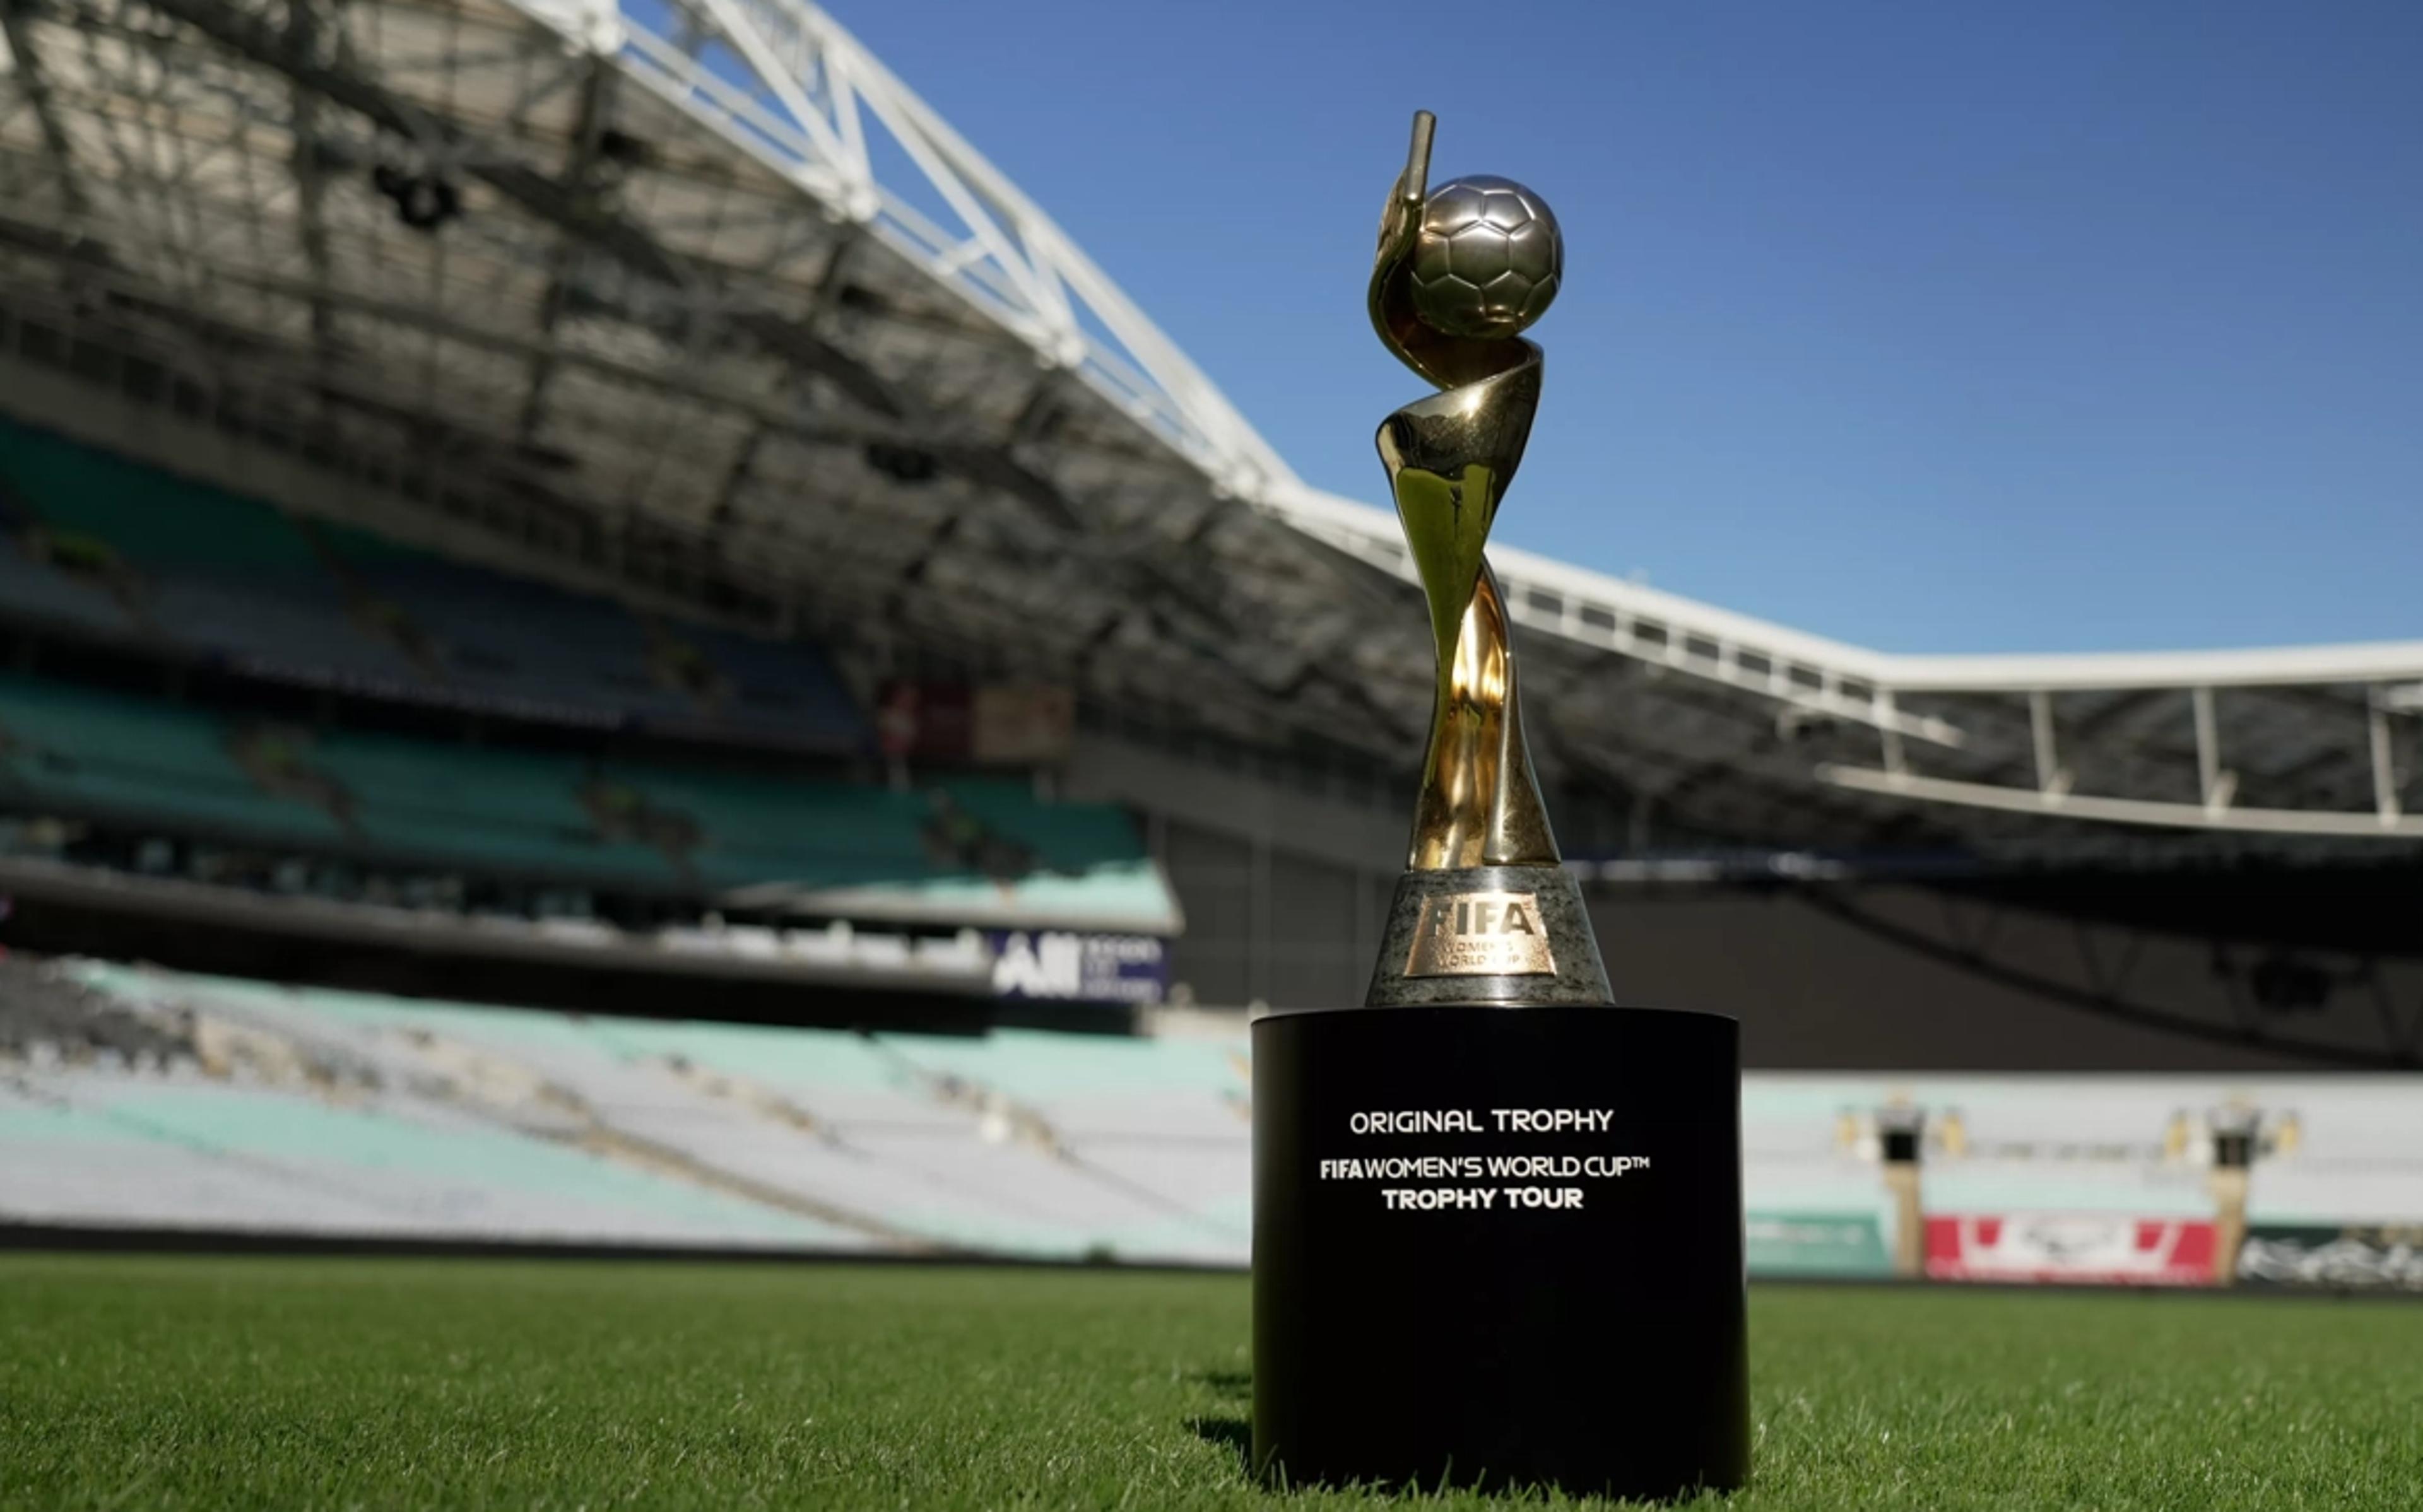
left=601, top=766, right=1170, bottom=922
left=0, top=418, right=870, bottom=743
left=941, top=777, right=1149, bottom=870
left=319, top=521, right=868, bottom=747
left=309, top=732, right=599, bottom=831
left=305, top=731, right=674, bottom=886
left=609, top=766, right=933, bottom=889
left=11, top=451, right=322, bottom=577
left=0, top=539, right=133, bottom=638
left=0, top=674, right=341, bottom=845
left=0, top=418, right=418, bottom=682
left=0, top=669, right=1155, bottom=915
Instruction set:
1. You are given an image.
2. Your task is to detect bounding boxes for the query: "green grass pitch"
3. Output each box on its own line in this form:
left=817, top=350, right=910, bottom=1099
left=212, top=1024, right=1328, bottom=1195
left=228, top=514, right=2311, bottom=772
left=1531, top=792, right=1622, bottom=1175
left=3, top=1254, right=2419, bottom=1509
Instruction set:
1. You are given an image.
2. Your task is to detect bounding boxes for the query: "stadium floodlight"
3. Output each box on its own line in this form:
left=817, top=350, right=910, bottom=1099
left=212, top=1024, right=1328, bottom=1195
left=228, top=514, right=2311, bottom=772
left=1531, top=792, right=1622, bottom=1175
left=1251, top=113, right=1747, bottom=1504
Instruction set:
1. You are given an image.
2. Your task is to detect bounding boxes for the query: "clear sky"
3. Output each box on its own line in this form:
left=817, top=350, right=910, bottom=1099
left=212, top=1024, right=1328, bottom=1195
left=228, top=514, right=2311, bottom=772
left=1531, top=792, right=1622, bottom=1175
left=835, top=1, right=2421, bottom=654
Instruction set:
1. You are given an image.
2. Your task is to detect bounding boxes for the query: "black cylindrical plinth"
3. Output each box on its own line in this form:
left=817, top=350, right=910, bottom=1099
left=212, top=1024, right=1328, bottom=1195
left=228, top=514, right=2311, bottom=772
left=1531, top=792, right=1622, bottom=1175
left=1252, top=1005, right=1747, bottom=1499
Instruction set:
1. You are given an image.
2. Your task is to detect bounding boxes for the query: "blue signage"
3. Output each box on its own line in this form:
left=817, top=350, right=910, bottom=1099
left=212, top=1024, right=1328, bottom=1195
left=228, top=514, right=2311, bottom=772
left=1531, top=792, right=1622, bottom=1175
left=988, top=931, right=1169, bottom=1005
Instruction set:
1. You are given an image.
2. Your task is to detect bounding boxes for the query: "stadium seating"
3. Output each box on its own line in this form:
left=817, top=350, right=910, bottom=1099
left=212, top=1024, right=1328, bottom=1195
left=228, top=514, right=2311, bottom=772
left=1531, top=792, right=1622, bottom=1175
left=0, top=672, right=344, bottom=845
left=7, top=958, right=2420, bottom=1274
left=0, top=1076, right=866, bottom=1248
left=0, top=416, right=867, bottom=748
left=313, top=524, right=682, bottom=722
left=942, top=778, right=1148, bottom=874
left=610, top=766, right=933, bottom=889
left=602, top=767, right=1176, bottom=925
left=676, top=625, right=868, bottom=746
left=307, top=731, right=678, bottom=887
left=0, top=671, right=1170, bottom=922
left=6, top=962, right=1251, bottom=1262
left=0, top=421, right=1173, bottom=911
left=0, top=533, right=134, bottom=640
left=0, top=421, right=419, bottom=683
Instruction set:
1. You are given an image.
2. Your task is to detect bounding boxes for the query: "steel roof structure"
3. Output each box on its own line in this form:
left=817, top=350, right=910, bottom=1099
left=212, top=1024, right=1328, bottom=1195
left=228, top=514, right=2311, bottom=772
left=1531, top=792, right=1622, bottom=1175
left=1, top=0, right=2417, bottom=860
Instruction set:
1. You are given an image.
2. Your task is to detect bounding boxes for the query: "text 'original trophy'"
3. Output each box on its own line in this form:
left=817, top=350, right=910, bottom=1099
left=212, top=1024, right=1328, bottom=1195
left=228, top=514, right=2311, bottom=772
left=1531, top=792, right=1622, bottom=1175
left=1250, top=113, right=1750, bottom=1501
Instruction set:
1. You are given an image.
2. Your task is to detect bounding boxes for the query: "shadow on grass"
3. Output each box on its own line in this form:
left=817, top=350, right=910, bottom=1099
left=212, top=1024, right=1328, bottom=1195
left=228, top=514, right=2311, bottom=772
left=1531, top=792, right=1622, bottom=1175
left=1188, top=1414, right=1252, bottom=1478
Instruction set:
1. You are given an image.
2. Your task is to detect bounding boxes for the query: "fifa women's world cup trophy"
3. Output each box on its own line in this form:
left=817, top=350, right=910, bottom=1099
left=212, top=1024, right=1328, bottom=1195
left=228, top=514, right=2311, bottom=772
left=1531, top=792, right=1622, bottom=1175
left=1249, top=112, right=1750, bottom=1502
left=1363, top=110, right=1601, bottom=1007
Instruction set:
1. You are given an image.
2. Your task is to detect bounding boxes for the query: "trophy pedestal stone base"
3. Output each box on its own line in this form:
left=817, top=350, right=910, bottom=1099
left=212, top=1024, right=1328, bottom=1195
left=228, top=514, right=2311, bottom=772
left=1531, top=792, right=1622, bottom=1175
left=1251, top=1005, right=1748, bottom=1501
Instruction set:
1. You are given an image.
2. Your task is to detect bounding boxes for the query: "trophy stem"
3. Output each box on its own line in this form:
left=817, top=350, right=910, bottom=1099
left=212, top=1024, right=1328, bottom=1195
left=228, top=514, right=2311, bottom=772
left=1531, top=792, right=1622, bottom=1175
left=1369, top=346, right=1609, bottom=1008
left=1375, top=347, right=1557, bottom=872
left=1407, top=559, right=1554, bottom=871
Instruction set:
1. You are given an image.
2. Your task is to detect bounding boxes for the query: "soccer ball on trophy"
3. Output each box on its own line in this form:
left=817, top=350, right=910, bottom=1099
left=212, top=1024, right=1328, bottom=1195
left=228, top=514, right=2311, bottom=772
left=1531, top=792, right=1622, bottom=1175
left=1405, top=174, right=1563, bottom=340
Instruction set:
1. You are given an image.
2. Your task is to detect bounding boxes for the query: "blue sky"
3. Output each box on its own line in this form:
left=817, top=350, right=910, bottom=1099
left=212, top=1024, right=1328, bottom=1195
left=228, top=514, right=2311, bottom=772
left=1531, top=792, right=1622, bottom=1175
left=833, top=1, right=2420, bottom=654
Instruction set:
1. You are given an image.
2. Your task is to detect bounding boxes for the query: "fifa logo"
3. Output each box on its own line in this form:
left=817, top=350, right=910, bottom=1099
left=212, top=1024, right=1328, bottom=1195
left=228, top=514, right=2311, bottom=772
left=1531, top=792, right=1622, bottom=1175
left=1403, top=890, right=1557, bottom=978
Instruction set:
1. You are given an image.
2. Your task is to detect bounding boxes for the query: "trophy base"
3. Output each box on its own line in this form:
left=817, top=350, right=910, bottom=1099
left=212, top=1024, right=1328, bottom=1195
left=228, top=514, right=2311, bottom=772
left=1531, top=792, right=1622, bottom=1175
left=1251, top=1004, right=1748, bottom=1501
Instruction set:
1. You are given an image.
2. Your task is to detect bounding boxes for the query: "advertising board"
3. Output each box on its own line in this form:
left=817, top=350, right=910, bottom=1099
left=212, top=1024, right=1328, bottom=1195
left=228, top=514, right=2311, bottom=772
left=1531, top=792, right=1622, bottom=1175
left=1925, top=1214, right=2218, bottom=1286
left=2237, top=1224, right=2423, bottom=1291
left=989, top=930, right=1168, bottom=1005
left=1745, top=1212, right=1892, bottom=1278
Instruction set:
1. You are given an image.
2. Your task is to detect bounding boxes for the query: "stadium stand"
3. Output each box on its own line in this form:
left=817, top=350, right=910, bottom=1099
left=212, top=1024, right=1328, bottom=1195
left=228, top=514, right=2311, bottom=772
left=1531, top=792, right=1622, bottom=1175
left=0, top=669, right=1175, bottom=929
left=317, top=522, right=687, bottom=724
left=613, top=765, right=927, bottom=891
left=0, top=673, right=345, bottom=848
left=1, top=958, right=1250, bottom=1262
left=0, top=418, right=420, bottom=683
left=0, top=416, right=866, bottom=748
left=5, top=956, right=2418, bottom=1281
left=0, top=508, right=136, bottom=641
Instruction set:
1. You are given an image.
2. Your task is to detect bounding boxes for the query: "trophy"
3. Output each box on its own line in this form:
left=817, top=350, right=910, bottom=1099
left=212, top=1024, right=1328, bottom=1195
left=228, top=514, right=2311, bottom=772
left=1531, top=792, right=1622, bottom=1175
left=1360, top=108, right=1607, bottom=1011
left=1251, top=113, right=1750, bottom=1499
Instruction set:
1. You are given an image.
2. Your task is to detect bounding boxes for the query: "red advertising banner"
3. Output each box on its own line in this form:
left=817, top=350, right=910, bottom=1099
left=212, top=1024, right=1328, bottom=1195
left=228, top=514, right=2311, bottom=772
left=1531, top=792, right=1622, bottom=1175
left=877, top=681, right=1070, bottom=765
left=1925, top=1214, right=2219, bottom=1286
left=876, top=681, right=973, bottom=761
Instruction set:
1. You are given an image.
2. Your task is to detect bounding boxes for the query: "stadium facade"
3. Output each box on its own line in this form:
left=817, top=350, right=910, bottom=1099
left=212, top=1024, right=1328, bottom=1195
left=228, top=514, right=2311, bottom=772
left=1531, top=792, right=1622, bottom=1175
left=0, top=0, right=2418, bottom=1080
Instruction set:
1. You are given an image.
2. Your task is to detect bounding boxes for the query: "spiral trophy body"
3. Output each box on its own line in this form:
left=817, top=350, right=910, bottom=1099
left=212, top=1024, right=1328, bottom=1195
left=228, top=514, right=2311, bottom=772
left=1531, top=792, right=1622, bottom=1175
left=1250, top=113, right=1748, bottom=1501
left=1363, top=112, right=1610, bottom=1009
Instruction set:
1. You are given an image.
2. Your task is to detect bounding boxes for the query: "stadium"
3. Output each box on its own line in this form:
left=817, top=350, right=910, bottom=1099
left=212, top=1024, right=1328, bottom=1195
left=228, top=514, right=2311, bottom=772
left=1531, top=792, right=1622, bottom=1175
left=0, top=0, right=2417, bottom=1506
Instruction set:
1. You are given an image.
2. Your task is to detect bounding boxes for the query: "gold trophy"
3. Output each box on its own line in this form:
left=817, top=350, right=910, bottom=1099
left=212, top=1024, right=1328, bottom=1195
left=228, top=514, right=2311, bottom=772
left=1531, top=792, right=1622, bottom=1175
left=1364, top=110, right=1612, bottom=1009
left=1249, top=114, right=1749, bottom=1500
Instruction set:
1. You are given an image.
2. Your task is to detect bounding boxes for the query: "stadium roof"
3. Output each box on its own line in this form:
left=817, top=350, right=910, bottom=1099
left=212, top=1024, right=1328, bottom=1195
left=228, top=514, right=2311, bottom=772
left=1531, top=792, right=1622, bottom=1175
left=1, top=0, right=2417, bottom=859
